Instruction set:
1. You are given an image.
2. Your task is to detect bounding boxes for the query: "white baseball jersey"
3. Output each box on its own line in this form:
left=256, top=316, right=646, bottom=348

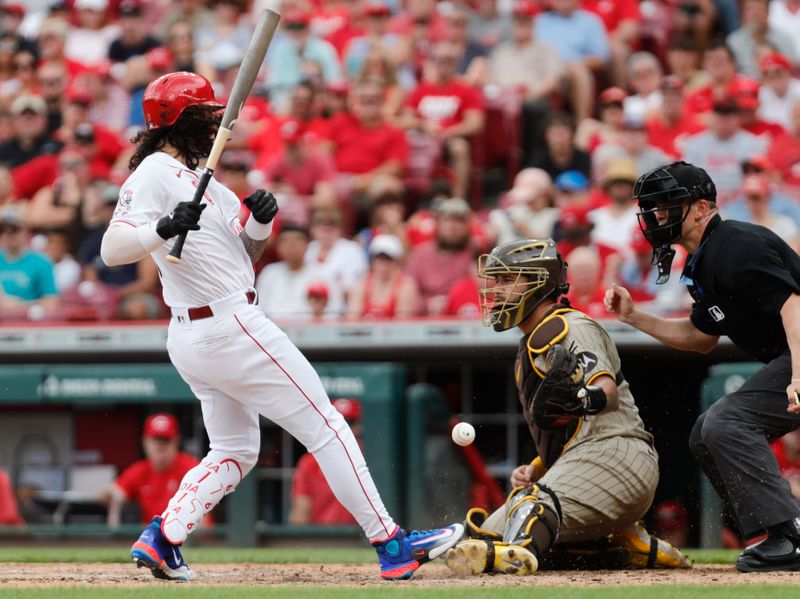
left=110, top=152, right=253, bottom=308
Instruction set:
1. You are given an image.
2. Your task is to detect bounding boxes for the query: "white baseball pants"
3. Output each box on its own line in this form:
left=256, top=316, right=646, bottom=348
left=160, top=291, right=397, bottom=543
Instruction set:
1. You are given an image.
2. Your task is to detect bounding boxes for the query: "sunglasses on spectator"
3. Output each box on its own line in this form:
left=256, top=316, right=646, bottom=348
left=433, top=55, right=457, bottom=64
left=39, top=77, right=63, bottom=86
left=372, top=252, right=395, bottom=261
left=0, top=225, right=21, bottom=235
left=358, top=95, right=382, bottom=105
left=763, top=69, right=787, bottom=78
left=286, top=23, right=308, bottom=31
left=601, top=101, right=623, bottom=109
left=59, top=159, right=84, bottom=170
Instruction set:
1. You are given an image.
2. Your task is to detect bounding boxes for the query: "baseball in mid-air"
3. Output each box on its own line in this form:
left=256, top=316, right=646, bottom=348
left=451, top=422, right=475, bottom=446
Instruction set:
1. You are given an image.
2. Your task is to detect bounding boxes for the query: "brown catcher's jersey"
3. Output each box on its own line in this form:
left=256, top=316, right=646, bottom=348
left=515, top=305, right=653, bottom=466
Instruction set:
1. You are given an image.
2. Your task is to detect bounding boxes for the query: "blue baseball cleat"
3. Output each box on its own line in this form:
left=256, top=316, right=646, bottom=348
left=131, top=516, right=196, bottom=581
left=372, top=523, right=465, bottom=580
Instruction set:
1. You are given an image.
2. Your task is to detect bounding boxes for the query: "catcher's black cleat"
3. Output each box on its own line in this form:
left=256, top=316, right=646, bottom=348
left=736, top=518, right=800, bottom=572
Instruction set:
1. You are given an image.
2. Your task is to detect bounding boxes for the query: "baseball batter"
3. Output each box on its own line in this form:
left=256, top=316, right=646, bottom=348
left=444, top=239, right=691, bottom=576
left=100, top=72, right=462, bottom=581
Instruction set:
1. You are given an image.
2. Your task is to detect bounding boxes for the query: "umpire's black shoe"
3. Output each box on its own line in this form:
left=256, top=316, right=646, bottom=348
left=736, top=518, right=800, bottom=572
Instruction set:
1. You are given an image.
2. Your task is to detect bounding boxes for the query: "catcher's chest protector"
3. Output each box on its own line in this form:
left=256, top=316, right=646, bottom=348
left=515, top=309, right=579, bottom=468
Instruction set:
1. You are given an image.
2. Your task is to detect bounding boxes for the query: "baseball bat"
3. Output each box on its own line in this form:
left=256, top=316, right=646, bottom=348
left=166, top=9, right=281, bottom=265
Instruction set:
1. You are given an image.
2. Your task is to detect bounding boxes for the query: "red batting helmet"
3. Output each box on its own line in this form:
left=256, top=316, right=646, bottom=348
left=142, top=71, right=224, bottom=130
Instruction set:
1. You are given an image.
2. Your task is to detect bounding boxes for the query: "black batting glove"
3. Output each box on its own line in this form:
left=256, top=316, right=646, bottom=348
left=244, top=189, right=279, bottom=224
left=156, top=201, right=207, bottom=240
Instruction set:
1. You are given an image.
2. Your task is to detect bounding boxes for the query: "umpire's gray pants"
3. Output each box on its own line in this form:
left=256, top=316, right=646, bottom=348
left=689, top=351, right=800, bottom=538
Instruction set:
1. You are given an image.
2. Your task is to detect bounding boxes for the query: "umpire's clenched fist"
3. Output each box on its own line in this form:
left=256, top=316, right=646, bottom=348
left=244, top=190, right=279, bottom=224
left=157, top=201, right=207, bottom=240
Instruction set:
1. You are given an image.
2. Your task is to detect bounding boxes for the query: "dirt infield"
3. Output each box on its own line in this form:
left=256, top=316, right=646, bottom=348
left=0, top=563, right=798, bottom=588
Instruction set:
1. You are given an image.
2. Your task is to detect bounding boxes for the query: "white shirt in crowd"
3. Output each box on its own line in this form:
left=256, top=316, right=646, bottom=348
left=758, top=78, right=800, bottom=131
left=305, top=238, right=368, bottom=294
left=588, top=205, right=639, bottom=255
left=255, top=261, right=343, bottom=319
left=769, top=1, right=800, bottom=60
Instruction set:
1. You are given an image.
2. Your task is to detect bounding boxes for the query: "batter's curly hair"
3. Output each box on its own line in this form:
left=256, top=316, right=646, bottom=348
left=129, top=105, right=222, bottom=171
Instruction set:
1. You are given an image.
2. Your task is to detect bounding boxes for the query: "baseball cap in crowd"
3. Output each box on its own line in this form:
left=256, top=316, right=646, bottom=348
left=598, top=87, right=627, bottom=106
left=11, top=94, right=46, bottom=116
left=74, top=122, right=96, bottom=144
left=147, top=47, right=173, bottom=72
left=306, top=281, right=330, bottom=300
left=369, top=234, right=404, bottom=260
left=511, top=1, right=538, bottom=18
left=332, top=398, right=362, bottom=423
left=712, top=97, right=740, bottom=114
left=1, top=3, right=25, bottom=18
left=118, top=0, right=143, bottom=17
left=654, top=501, right=688, bottom=533
left=143, top=413, right=180, bottom=440
left=554, top=170, right=589, bottom=192
left=283, top=9, right=311, bottom=28
left=0, top=204, right=24, bottom=228
left=280, top=117, right=306, bottom=144
left=219, top=150, right=252, bottom=172
left=101, top=184, right=121, bottom=205
left=660, top=75, right=684, bottom=93
left=760, top=52, right=792, bottom=74
left=66, top=87, right=93, bottom=106
left=621, top=115, right=646, bottom=131
left=741, top=155, right=773, bottom=174
left=435, top=197, right=471, bottom=219
left=364, top=2, right=391, bottom=18
left=731, top=78, right=760, bottom=111
left=39, top=17, right=69, bottom=39
left=559, top=204, right=593, bottom=233
left=603, top=158, right=638, bottom=186
left=75, top=0, right=108, bottom=11
left=742, top=173, right=770, bottom=197
left=326, top=81, right=350, bottom=96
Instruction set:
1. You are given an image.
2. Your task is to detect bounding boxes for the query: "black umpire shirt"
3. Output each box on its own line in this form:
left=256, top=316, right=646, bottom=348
left=682, top=214, right=800, bottom=363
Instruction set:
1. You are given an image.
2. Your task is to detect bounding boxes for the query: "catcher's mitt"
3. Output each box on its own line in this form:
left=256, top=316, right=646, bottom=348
left=531, top=344, right=586, bottom=429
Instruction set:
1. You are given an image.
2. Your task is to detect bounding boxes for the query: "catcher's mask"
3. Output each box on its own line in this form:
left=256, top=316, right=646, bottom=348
left=634, top=161, right=716, bottom=284
left=478, top=239, right=569, bottom=332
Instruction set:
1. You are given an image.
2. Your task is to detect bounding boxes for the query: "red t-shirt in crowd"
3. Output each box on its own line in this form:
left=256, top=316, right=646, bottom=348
left=646, top=113, right=705, bottom=159
left=310, top=4, right=362, bottom=57
left=115, top=452, right=199, bottom=523
left=743, top=120, right=786, bottom=144
left=566, top=287, right=608, bottom=320
left=445, top=276, right=481, bottom=318
left=768, top=132, right=800, bottom=186
left=249, top=116, right=330, bottom=171
left=581, top=0, right=640, bottom=31
left=326, top=113, right=408, bottom=174
left=406, top=240, right=475, bottom=307
left=291, top=452, right=355, bottom=525
left=262, top=148, right=336, bottom=196
left=405, top=81, right=484, bottom=130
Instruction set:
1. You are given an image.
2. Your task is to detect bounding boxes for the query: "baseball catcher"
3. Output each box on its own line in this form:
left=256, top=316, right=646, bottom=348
left=444, top=239, right=691, bottom=576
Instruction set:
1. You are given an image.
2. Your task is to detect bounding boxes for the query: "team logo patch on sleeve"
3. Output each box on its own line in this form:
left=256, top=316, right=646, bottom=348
left=576, top=351, right=598, bottom=373
left=113, top=189, right=133, bottom=217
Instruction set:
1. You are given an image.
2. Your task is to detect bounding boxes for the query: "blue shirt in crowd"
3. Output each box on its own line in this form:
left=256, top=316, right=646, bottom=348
left=534, top=9, right=610, bottom=64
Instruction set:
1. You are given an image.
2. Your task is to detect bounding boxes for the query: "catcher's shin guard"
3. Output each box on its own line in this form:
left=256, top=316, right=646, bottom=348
left=611, top=522, right=693, bottom=569
left=502, top=483, right=561, bottom=558
left=445, top=540, right=538, bottom=576
left=465, top=508, right=502, bottom=541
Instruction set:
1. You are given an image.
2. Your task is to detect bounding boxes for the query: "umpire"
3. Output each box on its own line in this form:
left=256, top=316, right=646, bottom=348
left=605, top=161, right=800, bottom=572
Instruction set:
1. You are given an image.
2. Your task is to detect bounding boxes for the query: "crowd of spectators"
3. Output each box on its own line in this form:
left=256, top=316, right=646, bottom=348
left=0, top=0, right=799, bottom=322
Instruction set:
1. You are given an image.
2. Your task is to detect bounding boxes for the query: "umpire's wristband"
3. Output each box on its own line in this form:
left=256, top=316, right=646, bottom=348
left=580, top=386, right=607, bottom=415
